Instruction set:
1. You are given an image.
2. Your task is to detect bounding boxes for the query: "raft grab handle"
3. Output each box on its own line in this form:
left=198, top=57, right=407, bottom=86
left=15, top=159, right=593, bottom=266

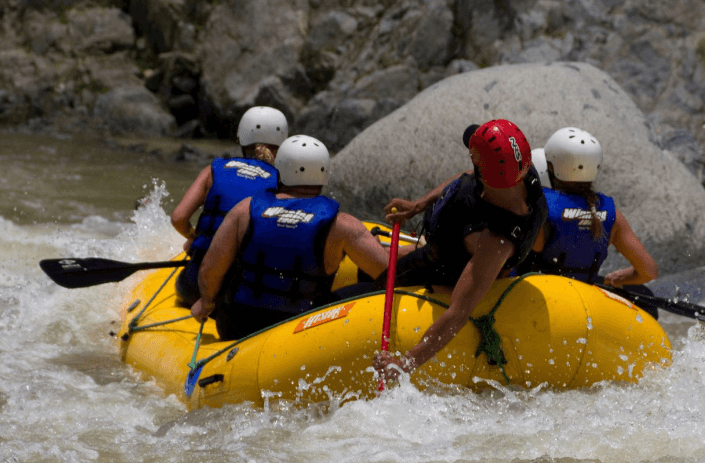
left=198, top=374, right=224, bottom=388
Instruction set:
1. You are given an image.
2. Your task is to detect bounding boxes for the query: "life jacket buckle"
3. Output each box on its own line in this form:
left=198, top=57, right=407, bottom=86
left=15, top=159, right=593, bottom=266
left=510, top=226, right=521, bottom=239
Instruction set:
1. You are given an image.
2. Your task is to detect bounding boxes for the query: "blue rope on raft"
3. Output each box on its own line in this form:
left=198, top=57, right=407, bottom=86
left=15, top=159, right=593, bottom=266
left=122, top=265, right=240, bottom=373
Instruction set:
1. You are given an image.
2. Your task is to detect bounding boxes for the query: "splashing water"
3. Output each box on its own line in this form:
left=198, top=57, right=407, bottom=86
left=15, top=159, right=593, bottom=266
left=1, top=182, right=705, bottom=463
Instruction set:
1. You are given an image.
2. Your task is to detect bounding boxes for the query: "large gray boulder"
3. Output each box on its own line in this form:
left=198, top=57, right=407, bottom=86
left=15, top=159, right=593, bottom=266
left=327, top=62, right=705, bottom=274
left=93, top=86, right=175, bottom=136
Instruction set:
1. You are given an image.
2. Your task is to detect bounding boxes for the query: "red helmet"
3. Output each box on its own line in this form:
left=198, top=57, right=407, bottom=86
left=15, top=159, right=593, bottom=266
left=468, top=119, right=531, bottom=188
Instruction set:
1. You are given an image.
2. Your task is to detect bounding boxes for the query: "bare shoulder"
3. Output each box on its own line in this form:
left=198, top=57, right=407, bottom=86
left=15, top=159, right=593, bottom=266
left=193, top=164, right=214, bottom=189
left=334, top=211, right=363, bottom=226
left=612, top=207, right=631, bottom=231
left=332, top=212, right=370, bottom=236
left=233, top=197, right=252, bottom=215
left=610, top=207, right=634, bottom=240
left=614, top=207, right=627, bottom=223
left=213, top=197, right=251, bottom=244
left=199, top=164, right=213, bottom=176
left=220, top=197, right=251, bottom=224
left=198, top=164, right=213, bottom=181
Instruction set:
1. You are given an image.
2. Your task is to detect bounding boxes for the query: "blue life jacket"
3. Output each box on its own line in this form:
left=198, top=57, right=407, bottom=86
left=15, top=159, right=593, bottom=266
left=230, top=190, right=340, bottom=314
left=535, top=188, right=616, bottom=282
left=422, top=166, right=548, bottom=284
left=191, top=158, right=279, bottom=253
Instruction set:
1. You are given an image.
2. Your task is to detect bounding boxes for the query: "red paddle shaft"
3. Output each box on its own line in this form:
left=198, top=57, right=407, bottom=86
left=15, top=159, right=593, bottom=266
left=379, top=214, right=401, bottom=391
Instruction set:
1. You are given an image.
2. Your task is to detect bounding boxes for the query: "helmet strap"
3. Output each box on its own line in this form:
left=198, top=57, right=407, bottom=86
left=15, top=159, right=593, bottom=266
left=472, top=163, right=482, bottom=181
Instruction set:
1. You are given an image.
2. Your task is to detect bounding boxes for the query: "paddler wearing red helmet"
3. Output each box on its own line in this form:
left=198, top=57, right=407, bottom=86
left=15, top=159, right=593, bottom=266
left=373, top=119, right=548, bottom=382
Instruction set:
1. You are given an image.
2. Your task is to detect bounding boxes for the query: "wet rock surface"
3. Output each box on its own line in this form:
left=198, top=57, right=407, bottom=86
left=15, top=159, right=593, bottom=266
left=327, top=62, right=705, bottom=274
left=1, top=0, right=704, bottom=273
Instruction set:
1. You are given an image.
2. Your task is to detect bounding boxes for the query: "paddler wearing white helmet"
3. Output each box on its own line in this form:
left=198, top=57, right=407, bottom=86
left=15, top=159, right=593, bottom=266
left=191, top=135, right=390, bottom=341
left=516, top=127, right=658, bottom=293
left=170, top=106, right=288, bottom=307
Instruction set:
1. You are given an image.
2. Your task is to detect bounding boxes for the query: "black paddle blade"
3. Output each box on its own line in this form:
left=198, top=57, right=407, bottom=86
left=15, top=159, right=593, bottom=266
left=39, top=258, right=187, bottom=289
left=597, top=284, right=705, bottom=321
left=39, top=258, right=143, bottom=288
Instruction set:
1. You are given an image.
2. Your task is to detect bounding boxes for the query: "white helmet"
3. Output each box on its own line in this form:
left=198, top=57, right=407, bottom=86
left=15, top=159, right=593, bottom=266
left=544, top=127, right=603, bottom=182
left=531, top=148, right=552, bottom=188
left=275, top=135, right=330, bottom=186
left=237, top=106, right=288, bottom=147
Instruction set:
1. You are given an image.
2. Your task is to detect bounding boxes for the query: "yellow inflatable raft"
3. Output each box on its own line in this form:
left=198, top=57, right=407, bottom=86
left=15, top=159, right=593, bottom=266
left=117, top=229, right=671, bottom=410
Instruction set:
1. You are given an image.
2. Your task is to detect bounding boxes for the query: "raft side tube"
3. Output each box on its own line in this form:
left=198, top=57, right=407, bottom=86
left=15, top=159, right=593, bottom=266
left=571, top=280, right=672, bottom=387
left=118, top=253, right=673, bottom=410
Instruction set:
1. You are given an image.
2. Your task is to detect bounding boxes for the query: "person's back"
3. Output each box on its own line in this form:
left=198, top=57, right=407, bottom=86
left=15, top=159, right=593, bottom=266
left=191, top=135, right=389, bottom=341
left=536, top=187, right=616, bottom=281
left=191, top=157, right=279, bottom=254
left=170, top=106, right=288, bottom=307
left=229, top=189, right=340, bottom=316
left=518, top=127, right=657, bottom=288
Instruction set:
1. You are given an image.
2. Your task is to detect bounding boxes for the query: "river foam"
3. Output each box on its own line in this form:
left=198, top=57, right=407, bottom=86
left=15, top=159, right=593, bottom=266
left=1, top=183, right=704, bottom=463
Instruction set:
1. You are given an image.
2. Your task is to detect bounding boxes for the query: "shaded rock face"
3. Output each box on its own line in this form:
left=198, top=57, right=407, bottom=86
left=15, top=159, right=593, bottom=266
left=326, top=62, right=705, bottom=274
left=2, top=0, right=704, bottom=174
left=0, top=2, right=172, bottom=135
left=1, top=0, right=704, bottom=272
left=195, top=0, right=309, bottom=140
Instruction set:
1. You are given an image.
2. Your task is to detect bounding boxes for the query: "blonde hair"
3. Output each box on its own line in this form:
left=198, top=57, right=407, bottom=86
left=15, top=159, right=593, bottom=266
left=242, top=143, right=277, bottom=164
left=253, top=144, right=276, bottom=164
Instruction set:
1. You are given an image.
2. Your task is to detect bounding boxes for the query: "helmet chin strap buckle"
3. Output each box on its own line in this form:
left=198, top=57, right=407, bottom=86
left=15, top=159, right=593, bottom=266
left=510, top=226, right=521, bottom=239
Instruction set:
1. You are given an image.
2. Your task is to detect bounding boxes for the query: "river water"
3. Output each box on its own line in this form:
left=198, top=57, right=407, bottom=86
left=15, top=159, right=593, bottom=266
left=1, top=132, right=704, bottom=463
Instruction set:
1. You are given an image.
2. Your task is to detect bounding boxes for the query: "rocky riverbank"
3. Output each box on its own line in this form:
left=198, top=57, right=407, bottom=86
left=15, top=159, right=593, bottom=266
left=1, top=0, right=703, bottom=183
